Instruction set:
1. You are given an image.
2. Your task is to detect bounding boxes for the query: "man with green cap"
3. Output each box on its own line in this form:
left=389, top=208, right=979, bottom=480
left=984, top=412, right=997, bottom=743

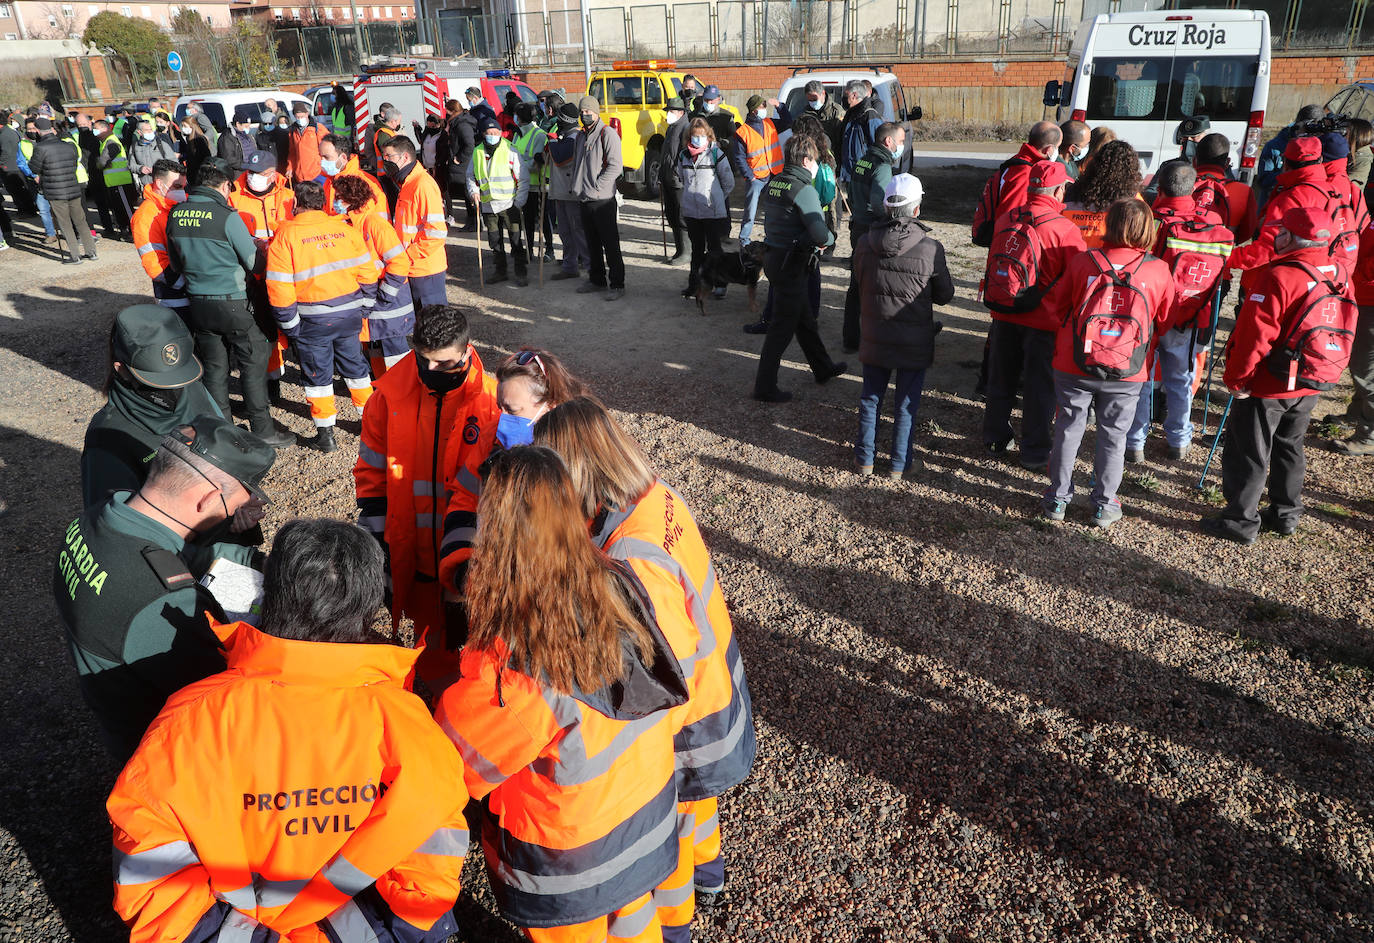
left=82, top=304, right=222, bottom=509
left=53, top=414, right=276, bottom=762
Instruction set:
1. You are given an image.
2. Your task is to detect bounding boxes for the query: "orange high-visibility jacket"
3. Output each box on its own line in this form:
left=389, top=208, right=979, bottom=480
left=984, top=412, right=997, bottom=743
left=230, top=172, right=296, bottom=241
left=108, top=621, right=470, bottom=943
left=593, top=480, right=756, bottom=800
left=434, top=584, right=688, bottom=929
left=393, top=165, right=448, bottom=277
left=130, top=184, right=187, bottom=309
left=288, top=121, right=329, bottom=182
left=266, top=209, right=378, bottom=336
left=735, top=121, right=783, bottom=180
left=324, top=156, right=389, bottom=221
left=354, top=350, right=499, bottom=630
left=348, top=202, right=413, bottom=341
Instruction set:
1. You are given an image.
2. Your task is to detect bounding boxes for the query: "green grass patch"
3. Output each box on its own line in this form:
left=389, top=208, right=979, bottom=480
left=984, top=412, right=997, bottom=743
left=1312, top=419, right=1346, bottom=440
left=1196, top=483, right=1225, bottom=506
left=1130, top=472, right=1161, bottom=493
left=1310, top=501, right=1353, bottom=519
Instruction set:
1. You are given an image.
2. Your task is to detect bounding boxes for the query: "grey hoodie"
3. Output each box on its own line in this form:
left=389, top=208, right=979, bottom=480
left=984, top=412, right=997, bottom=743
left=571, top=119, right=622, bottom=201
left=676, top=143, right=734, bottom=219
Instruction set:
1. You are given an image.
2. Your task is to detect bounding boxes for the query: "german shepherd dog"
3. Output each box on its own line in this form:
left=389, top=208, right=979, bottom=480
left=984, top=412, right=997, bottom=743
left=695, top=239, right=767, bottom=315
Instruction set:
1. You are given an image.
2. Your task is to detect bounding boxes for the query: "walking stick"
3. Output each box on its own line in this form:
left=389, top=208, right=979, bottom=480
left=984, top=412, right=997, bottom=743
left=658, top=186, right=668, bottom=259
left=1197, top=393, right=1234, bottom=488
left=475, top=201, right=484, bottom=289
left=1199, top=288, right=1225, bottom=435
left=538, top=180, right=548, bottom=288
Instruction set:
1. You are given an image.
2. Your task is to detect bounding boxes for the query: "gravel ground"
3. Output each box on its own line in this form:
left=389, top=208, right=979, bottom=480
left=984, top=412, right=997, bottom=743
left=1, top=163, right=1372, bottom=943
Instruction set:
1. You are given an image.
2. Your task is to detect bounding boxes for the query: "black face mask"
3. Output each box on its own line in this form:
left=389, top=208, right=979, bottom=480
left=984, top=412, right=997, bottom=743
left=417, top=356, right=469, bottom=393
left=119, top=373, right=184, bottom=412
left=384, top=159, right=414, bottom=184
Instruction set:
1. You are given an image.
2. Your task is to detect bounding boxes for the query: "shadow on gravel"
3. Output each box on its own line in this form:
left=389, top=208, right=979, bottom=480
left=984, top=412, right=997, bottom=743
left=1, top=285, right=150, bottom=393
left=731, top=613, right=1369, bottom=940
left=0, top=425, right=125, bottom=940
left=699, top=458, right=1374, bottom=808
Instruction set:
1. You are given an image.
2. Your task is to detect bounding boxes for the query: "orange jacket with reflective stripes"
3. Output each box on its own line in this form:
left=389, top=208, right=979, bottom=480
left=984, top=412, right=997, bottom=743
left=354, top=350, right=499, bottom=631
left=288, top=121, right=329, bottom=182
left=266, top=209, right=379, bottom=335
left=735, top=121, right=783, bottom=180
left=130, top=184, right=187, bottom=308
left=107, top=620, right=469, bottom=943
left=592, top=481, right=756, bottom=800
left=433, top=578, right=687, bottom=928
left=230, top=171, right=296, bottom=241
left=324, top=156, right=388, bottom=221
left=393, top=165, right=448, bottom=277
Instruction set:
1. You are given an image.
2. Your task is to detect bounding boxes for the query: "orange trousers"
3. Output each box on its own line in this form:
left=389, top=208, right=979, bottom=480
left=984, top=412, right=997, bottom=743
left=524, top=892, right=662, bottom=943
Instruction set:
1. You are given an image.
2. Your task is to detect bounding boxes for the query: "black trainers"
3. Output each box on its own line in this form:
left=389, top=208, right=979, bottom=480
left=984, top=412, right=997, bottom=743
left=816, top=361, right=847, bottom=385
left=1200, top=515, right=1255, bottom=546
left=742, top=319, right=769, bottom=335
left=986, top=435, right=1013, bottom=455
left=753, top=388, right=793, bottom=403
left=1125, top=447, right=1145, bottom=463
left=1259, top=510, right=1298, bottom=537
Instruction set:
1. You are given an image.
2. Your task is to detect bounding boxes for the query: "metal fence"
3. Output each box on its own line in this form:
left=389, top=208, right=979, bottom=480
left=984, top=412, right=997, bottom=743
left=65, top=0, right=1374, bottom=101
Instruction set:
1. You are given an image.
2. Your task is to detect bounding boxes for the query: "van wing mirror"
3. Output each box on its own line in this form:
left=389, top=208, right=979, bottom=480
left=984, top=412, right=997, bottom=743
left=908, top=105, right=922, bottom=121
left=1043, top=80, right=1062, bottom=108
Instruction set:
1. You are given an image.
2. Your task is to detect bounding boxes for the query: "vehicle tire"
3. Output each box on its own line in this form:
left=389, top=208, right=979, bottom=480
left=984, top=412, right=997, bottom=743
left=640, top=142, right=663, bottom=201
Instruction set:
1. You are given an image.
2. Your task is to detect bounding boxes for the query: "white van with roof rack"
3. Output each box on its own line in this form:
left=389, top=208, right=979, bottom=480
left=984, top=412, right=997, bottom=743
left=1043, top=8, right=1271, bottom=181
left=778, top=67, right=922, bottom=125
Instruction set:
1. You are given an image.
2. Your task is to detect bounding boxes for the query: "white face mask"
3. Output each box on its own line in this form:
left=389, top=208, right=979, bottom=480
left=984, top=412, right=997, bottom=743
left=754, top=108, right=768, bottom=121
left=167, top=188, right=187, bottom=202
left=807, top=98, right=823, bottom=111
left=180, top=125, right=192, bottom=135
left=247, top=172, right=270, bottom=191
left=1045, top=145, right=1059, bottom=162
left=690, top=135, right=707, bottom=149
left=1072, top=143, right=1089, bottom=161
left=140, top=131, right=155, bottom=141
left=666, top=111, right=684, bottom=125
left=296, top=115, right=309, bottom=127
left=704, top=101, right=719, bottom=114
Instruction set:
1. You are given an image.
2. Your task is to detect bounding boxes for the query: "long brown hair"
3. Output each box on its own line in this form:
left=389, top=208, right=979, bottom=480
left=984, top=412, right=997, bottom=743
left=533, top=395, right=656, bottom=519
left=465, top=446, right=654, bottom=694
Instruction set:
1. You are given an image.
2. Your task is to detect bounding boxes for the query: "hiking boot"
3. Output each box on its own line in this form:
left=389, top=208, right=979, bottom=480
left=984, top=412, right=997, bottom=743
left=1259, top=509, right=1298, bottom=537
left=887, top=466, right=905, bottom=480
left=986, top=435, right=1013, bottom=455
left=304, top=427, right=338, bottom=453
left=1019, top=455, right=1048, bottom=472
left=1125, top=447, right=1145, bottom=463
left=753, top=388, right=792, bottom=404
left=252, top=426, right=295, bottom=449
left=510, top=273, right=528, bottom=288
left=743, top=319, right=769, bottom=334
left=487, top=270, right=508, bottom=285
left=856, top=463, right=873, bottom=476
left=1331, top=436, right=1374, bottom=455
left=1042, top=499, right=1067, bottom=522
left=268, top=379, right=283, bottom=406
left=1091, top=504, right=1123, bottom=529
left=1200, top=515, right=1255, bottom=546
left=44, top=234, right=59, bottom=245
left=1165, top=444, right=1189, bottom=461
left=604, top=288, right=624, bottom=301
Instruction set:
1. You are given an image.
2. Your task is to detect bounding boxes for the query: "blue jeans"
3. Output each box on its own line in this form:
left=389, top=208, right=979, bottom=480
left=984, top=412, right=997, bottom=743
left=35, top=191, right=54, bottom=237
left=1127, top=326, right=1197, bottom=449
left=856, top=364, right=926, bottom=471
left=738, top=176, right=767, bottom=244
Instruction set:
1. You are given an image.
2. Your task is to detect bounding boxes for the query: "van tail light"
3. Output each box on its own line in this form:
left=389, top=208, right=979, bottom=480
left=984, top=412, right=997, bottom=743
left=609, top=116, right=622, bottom=138
left=1071, top=109, right=1086, bottom=122
left=1241, top=110, right=1264, bottom=168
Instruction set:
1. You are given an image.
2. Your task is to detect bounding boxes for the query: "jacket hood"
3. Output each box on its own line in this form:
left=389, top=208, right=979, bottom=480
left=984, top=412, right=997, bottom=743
left=220, top=621, right=420, bottom=688
left=564, top=560, right=689, bottom=721
left=1152, top=194, right=1198, bottom=218
left=870, top=216, right=930, bottom=259
left=1276, top=163, right=1329, bottom=190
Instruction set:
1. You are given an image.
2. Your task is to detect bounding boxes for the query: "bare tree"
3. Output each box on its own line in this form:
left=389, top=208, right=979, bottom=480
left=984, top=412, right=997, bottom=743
left=31, top=2, right=81, bottom=39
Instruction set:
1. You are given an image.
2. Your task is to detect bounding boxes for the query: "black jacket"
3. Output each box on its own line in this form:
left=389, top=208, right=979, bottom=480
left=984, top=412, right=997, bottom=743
left=29, top=133, right=85, bottom=201
left=0, top=124, right=18, bottom=172
left=660, top=117, right=690, bottom=188
left=852, top=217, right=954, bottom=371
left=216, top=129, right=244, bottom=175
left=447, top=112, right=477, bottom=180
left=77, top=127, right=103, bottom=185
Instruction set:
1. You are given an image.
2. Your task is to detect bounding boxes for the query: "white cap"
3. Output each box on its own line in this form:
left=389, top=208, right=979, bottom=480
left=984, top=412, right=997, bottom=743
left=884, top=173, right=923, bottom=209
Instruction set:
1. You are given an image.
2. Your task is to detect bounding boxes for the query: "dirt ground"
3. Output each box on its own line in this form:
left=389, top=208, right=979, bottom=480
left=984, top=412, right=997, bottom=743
left=1, top=162, right=1372, bottom=942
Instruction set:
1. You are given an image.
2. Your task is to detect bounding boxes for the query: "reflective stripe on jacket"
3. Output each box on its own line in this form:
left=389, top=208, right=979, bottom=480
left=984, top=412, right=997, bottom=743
left=513, top=125, right=549, bottom=186
left=734, top=120, right=782, bottom=180
left=469, top=139, right=523, bottom=212
left=265, top=209, right=379, bottom=333
left=351, top=205, right=413, bottom=340
left=592, top=481, right=757, bottom=800
left=131, top=185, right=187, bottom=308
left=107, top=620, right=469, bottom=943
left=229, top=172, right=296, bottom=241
left=103, top=135, right=133, bottom=186
left=393, top=165, right=448, bottom=277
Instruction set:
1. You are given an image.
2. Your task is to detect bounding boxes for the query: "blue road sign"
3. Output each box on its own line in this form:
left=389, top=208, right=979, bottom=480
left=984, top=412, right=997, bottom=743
left=167, top=51, right=183, bottom=72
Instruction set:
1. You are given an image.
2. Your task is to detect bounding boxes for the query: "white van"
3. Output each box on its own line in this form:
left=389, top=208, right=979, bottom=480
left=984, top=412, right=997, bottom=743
left=778, top=69, right=921, bottom=126
left=1044, top=9, right=1271, bottom=181
left=173, top=91, right=313, bottom=133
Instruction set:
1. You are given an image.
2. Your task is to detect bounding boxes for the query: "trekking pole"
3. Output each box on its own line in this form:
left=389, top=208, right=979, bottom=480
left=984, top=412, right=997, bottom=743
left=538, top=180, right=548, bottom=288
left=658, top=185, right=668, bottom=259
left=475, top=201, right=485, bottom=289
left=1199, top=288, right=1224, bottom=435
left=1197, top=393, right=1234, bottom=489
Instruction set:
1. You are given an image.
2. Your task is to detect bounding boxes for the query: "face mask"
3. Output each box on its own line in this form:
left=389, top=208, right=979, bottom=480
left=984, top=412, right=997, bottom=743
left=296, top=115, right=309, bottom=127
left=580, top=113, right=596, bottom=128
left=1045, top=145, right=1059, bottom=162
left=691, top=135, right=707, bottom=149
left=167, top=188, right=187, bottom=202
left=1273, top=229, right=1292, bottom=253
left=382, top=160, right=403, bottom=181
left=890, top=143, right=904, bottom=160
left=416, top=355, right=469, bottom=393
left=1072, top=143, right=1088, bottom=161
left=180, top=125, right=192, bottom=136
left=277, top=122, right=289, bottom=130
left=320, top=157, right=340, bottom=176
left=496, top=411, right=536, bottom=449
left=666, top=111, right=684, bottom=125
left=333, top=199, right=349, bottom=215
left=141, top=131, right=155, bottom=141
left=754, top=108, right=768, bottom=121
left=247, top=172, right=270, bottom=191
left=119, top=373, right=184, bottom=412
left=704, top=101, right=718, bottom=114
left=484, top=133, right=501, bottom=147
left=807, top=98, right=823, bottom=111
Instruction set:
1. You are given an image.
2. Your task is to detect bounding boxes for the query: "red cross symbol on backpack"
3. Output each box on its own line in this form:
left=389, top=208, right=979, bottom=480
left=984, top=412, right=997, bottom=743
left=1109, top=290, right=1128, bottom=313
left=1184, top=259, right=1212, bottom=286
left=1320, top=300, right=1340, bottom=324
left=1004, top=231, right=1020, bottom=253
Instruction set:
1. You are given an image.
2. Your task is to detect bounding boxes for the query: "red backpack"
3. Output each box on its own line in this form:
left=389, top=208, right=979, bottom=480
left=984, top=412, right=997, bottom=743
left=983, top=207, right=1056, bottom=315
left=972, top=155, right=1031, bottom=247
left=1065, top=250, right=1156, bottom=380
left=1296, top=180, right=1361, bottom=272
left=1193, top=171, right=1232, bottom=225
left=1264, top=260, right=1359, bottom=391
left=1156, top=216, right=1234, bottom=330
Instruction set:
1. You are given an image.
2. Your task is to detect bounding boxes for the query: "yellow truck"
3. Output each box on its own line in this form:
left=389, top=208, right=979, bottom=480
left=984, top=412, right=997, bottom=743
left=586, top=59, right=742, bottom=198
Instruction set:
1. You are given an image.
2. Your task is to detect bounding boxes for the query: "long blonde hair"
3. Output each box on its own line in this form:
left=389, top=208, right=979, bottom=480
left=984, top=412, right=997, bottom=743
left=533, top=396, right=656, bottom=519
left=465, top=446, right=653, bottom=694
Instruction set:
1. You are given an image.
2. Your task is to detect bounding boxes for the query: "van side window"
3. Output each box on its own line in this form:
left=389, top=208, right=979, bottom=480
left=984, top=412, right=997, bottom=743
left=645, top=77, right=662, bottom=105
left=588, top=78, right=605, bottom=106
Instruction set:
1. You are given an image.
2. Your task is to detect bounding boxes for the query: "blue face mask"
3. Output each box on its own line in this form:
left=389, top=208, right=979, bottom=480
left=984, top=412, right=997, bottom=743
left=890, top=143, right=904, bottom=160
left=691, top=135, right=707, bottom=149
left=807, top=98, right=823, bottom=111
left=320, top=157, right=340, bottom=176
left=333, top=198, right=349, bottom=215
left=496, top=412, right=536, bottom=449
